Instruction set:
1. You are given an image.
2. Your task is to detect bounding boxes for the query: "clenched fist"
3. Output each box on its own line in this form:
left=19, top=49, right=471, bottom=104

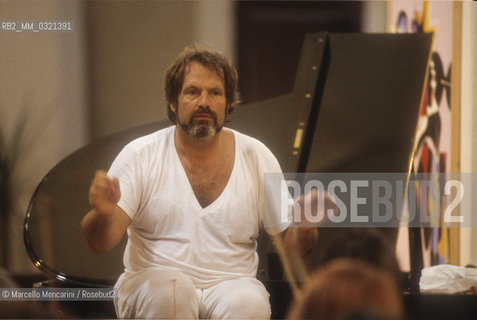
left=89, top=170, right=121, bottom=217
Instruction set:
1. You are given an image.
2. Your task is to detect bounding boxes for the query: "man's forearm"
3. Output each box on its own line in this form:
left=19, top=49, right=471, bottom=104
left=81, top=208, right=128, bottom=252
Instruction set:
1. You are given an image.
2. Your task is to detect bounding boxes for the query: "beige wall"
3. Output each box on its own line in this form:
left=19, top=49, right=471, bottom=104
left=361, top=1, right=387, bottom=33
left=0, top=0, right=88, bottom=273
left=459, top=1, right=477, bottom=267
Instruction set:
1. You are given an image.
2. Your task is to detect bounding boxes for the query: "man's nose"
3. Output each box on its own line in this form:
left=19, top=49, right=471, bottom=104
left=198, top=92, right=211, bottom=107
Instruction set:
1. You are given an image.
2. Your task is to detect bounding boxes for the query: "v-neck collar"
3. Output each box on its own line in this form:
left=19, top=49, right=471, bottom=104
left=172, top=127, right=238, bottom=215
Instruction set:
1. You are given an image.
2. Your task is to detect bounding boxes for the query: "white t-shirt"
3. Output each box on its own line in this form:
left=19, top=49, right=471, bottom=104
left=109, top=126, right=290, bottom=289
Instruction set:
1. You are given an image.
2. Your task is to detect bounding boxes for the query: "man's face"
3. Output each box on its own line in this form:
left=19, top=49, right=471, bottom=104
left=172, top=61, right=227, bottom=139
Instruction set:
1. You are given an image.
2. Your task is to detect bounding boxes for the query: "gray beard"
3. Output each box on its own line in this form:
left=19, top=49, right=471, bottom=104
left=178, top=119, right=223, bottom=139
left=177, top=107, right=223, bottom=139
left=187, top=123, right=219, bottom=138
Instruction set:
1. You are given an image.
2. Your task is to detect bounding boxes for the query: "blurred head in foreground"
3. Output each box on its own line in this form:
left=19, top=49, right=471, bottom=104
left=316, top=228, right=402, bottom=287
left=286, top=258, right=404, bottom=320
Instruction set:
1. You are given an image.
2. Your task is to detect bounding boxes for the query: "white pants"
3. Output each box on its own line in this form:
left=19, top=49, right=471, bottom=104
left=114, top=268, right=271, bottom=319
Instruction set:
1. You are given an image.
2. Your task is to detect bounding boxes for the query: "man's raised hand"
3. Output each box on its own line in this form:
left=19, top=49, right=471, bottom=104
left=89, top=170, right=121, bottom=217
left=293, top=188, right=339, bottom=228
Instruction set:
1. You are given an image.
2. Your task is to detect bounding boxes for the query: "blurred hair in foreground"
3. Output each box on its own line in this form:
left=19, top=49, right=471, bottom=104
left=286, top=258, right=404, bottom=320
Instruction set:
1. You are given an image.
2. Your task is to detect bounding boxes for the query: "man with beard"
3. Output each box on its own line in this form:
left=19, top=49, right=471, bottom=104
left=81, top=46, right=317, bottom=319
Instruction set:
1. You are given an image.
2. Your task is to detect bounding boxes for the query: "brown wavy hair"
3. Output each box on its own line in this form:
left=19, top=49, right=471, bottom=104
left=164, top=45, right=240, bottom=124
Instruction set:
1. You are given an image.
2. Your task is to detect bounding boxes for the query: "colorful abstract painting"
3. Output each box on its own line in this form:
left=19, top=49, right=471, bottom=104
left=390, top=1, right=454, bottom=270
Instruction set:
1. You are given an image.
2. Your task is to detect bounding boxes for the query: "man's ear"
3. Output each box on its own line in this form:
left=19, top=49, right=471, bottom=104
left=170, top=104, right=177, bottom=113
